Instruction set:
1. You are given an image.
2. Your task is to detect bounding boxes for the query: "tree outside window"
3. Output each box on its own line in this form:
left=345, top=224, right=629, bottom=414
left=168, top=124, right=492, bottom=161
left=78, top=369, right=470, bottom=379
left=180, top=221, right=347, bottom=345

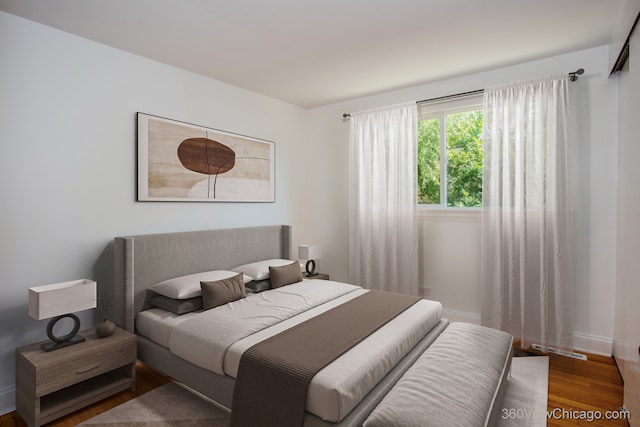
left=417, top=103, right=483, bottom=208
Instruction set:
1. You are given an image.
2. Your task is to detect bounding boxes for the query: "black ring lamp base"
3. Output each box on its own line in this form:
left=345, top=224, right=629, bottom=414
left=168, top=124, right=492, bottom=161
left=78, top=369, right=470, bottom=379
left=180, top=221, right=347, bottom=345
left=41, top=313, right=86, bottom=352
left=305, top=259, right=317, bottom=277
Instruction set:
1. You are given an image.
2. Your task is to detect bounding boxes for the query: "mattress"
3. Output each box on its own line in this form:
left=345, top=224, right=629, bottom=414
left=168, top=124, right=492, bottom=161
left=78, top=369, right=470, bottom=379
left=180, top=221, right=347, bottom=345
left=136, top=279, right=443, bottom=423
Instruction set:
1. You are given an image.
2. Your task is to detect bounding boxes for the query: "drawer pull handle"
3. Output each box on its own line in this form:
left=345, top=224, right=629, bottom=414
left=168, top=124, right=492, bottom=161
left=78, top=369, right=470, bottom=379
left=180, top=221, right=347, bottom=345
left=77, top=363, right=101, bottom=374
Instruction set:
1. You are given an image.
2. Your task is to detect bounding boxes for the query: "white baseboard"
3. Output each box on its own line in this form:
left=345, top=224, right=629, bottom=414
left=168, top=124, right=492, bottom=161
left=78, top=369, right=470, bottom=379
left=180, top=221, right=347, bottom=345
left=573, top=332, right=613, bottom=357
left=0, top=386, right=15, bottom=416
left=441, top=309, right=613, bottom=357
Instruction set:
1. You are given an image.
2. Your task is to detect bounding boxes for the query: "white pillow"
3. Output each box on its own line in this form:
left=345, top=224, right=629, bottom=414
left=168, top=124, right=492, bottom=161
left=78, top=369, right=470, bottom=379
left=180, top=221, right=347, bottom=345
left=149, top=270, right=245, bottom=299
left=231, top=259, right=300, bottom=281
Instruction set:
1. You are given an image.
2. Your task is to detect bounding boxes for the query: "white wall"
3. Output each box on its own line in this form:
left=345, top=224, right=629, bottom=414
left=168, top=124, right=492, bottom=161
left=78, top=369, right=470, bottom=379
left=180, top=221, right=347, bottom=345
left=306, top=45, right=619, bottom=356
left=0, top=11, right=309, bottom=414
left=614, top=24, right=640, bottom=426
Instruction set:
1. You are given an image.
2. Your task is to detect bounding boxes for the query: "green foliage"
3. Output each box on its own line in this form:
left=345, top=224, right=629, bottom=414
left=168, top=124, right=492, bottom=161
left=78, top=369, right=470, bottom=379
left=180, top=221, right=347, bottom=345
left=417, top=110, right=483, bottom=207
left=417, top=118, right=441, bottom=204
left=446, top=110, right=483, bottom=207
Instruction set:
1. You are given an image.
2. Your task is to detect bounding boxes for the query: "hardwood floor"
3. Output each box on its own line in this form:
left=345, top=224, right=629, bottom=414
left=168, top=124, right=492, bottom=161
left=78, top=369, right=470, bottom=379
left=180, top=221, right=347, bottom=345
left=1, top=349, right=627, bottom=427
left=547, top=354, right=628, bottom=426
left=515, top=344, right=628, bottom=427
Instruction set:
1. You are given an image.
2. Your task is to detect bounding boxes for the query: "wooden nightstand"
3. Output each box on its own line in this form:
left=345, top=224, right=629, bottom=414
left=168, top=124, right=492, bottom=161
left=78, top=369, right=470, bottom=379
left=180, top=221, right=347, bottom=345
left=15, top=327, right=136, bottom=427
left=305, top=273, right=330, bottom=280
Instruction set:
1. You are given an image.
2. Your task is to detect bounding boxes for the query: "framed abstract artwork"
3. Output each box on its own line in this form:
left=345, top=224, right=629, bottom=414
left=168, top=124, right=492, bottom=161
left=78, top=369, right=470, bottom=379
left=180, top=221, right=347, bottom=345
left=137, top=113, right=275, bottom=202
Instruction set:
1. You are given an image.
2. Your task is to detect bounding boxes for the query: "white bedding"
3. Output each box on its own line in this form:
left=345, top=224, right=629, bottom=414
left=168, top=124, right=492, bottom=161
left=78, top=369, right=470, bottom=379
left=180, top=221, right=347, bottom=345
left=136, top=279, right=443, bottom=422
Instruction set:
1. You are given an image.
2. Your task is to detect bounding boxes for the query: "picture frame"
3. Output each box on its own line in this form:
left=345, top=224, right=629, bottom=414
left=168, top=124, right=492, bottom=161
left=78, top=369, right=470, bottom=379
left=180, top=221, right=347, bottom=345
left=137, top=113, right=275, bottom=202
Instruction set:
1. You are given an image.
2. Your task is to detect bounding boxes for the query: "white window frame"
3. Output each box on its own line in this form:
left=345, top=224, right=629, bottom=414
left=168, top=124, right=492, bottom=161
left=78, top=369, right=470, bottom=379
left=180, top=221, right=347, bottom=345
left=417, top=93, right=484, bottom=211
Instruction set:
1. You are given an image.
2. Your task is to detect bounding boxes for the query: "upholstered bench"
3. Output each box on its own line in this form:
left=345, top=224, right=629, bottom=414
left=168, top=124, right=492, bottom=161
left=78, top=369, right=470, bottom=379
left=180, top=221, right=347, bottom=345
left=363, top=322, right=513, bottom=427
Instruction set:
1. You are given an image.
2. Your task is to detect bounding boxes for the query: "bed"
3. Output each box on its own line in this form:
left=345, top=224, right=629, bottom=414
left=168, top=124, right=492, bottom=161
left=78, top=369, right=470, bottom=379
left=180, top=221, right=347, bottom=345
left=113, top=225, right=448, bottom=427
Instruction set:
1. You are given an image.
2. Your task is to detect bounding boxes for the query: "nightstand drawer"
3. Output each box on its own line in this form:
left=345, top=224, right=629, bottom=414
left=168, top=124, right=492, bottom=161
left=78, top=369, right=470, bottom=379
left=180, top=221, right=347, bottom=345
left=36, top=337, right=135, bottom=396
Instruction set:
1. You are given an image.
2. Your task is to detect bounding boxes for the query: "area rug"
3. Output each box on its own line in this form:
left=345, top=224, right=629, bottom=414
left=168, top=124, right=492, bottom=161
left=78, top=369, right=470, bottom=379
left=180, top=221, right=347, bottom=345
left=78, top=382, right=230, bottom=426
left=80, top=357, right=548, bottom=426
left=496, top=356, right=549, bottom=427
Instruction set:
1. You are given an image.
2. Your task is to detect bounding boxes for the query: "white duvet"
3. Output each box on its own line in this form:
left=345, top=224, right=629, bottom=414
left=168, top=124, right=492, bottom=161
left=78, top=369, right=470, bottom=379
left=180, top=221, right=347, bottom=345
left=136, top=280, right=442, bottom=422
left=169, top=280, right=359, bottom=374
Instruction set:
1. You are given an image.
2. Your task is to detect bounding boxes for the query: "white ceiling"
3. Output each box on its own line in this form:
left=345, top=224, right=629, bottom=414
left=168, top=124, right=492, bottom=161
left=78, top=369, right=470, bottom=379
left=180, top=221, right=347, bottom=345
left=0, top=0, right=629, bottom=108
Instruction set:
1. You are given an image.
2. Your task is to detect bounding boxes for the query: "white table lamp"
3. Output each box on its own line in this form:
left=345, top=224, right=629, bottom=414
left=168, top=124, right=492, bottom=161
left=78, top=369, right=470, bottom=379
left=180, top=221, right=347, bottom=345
left=28, top=279, right=97, bottom=351
left=298, top=244, right=322, bottom=276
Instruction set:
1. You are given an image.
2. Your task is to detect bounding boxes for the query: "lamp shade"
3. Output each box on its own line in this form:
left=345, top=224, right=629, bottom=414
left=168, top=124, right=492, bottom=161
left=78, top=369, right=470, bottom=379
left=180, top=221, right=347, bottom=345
left=28, top=279, right=97, bottom=320
left=298, top=244, right=322, bottom=260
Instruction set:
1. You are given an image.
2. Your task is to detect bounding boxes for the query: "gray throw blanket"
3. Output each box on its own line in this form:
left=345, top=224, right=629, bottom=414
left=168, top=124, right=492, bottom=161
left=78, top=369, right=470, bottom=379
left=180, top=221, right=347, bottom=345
left=231, top=290, right=421, bottom=427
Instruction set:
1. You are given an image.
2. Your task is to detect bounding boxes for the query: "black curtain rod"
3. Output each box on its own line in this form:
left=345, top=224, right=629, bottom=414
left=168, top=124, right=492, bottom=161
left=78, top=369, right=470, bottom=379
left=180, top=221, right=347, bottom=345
left=342, top=68, right=584, bottom=118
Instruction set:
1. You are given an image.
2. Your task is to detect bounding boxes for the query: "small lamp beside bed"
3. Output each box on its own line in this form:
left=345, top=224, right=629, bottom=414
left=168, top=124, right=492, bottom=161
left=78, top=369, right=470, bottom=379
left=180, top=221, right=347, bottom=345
left=28, top=279, right=97, bottom=351
left=298, top=244, right=322, bottom=277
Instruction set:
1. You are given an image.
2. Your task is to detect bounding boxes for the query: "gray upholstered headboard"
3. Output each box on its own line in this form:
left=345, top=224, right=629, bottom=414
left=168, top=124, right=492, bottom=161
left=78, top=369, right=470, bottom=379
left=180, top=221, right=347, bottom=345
left=114, top=225, right=292, bottom=332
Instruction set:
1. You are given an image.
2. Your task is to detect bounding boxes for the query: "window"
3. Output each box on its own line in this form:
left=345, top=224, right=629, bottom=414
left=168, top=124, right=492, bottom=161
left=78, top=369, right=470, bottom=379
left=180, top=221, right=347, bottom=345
left=417, top=94, right=483, bottom=207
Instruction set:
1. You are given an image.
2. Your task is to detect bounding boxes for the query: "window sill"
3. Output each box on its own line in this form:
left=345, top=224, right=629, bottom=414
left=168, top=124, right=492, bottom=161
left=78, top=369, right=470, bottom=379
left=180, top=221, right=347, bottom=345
left=417, top=207, right=481, bottom=222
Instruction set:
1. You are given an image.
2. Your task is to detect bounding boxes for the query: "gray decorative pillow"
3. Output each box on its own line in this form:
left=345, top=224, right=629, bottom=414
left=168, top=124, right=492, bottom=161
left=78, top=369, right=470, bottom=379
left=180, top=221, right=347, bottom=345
left=150, top=295, right=203, bottom=314
left=200, top=272, right=246, bottom=310
left=231, top=259, right=296, bottom=281
left=245, top=279, right=271, bottom=293
left=269, top=261, right=302, bottom=288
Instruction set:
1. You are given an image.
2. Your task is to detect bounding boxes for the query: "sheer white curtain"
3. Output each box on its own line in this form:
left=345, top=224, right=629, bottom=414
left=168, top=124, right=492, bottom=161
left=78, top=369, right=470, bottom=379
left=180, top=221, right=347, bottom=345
left=481, top=75, right=574, bottom=351
left=348, top=103, right=419, bottom=295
